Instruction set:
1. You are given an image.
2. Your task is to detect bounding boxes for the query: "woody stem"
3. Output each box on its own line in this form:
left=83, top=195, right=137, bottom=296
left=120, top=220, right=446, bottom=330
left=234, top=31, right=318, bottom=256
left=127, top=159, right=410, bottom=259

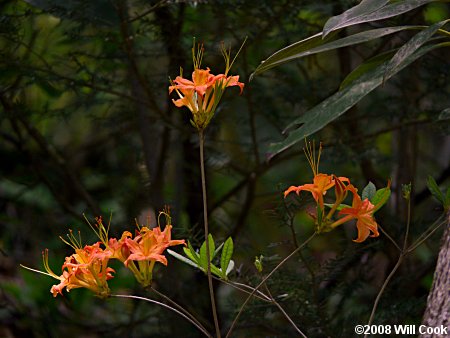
left=199, top=130, right=221, bottom=338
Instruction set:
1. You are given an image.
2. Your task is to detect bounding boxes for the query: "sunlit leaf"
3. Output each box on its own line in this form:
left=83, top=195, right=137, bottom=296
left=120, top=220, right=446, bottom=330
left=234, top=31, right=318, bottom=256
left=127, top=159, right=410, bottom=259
left=167, top=249, right=199, bottom=269
left=210, top=264, right=223, bottom=278
left=213, top=242, right=224, bottom=260
left=371, top=187, right=391, bottom=212
left=220, top=237, right=233, bottom=276
left=183, top=246, right=199, bottom=264
left=199, top=234, right=215, bottom=270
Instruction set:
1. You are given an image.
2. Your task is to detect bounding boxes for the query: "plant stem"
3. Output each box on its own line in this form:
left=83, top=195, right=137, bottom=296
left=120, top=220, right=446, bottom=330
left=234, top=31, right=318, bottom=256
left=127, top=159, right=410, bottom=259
left=284, top=198, right=317, bottom=304
left=199, top=130, right=221, bottom=338
left=378, top=224, right=401, bottom=252
left=263, top=283, right=306, bottom=337
left=111, top=294, right=211, bottom=337
left=407, top=215, right=446, bottom=253
left=364, top=255, right=404, bottom=337
left=212, top=276, right=271, bottom=302
left=225, top=232, right=316, bottom=338
left=365, top=195, right=412, bottom=336
left=150, top=286, right=208, bottom=335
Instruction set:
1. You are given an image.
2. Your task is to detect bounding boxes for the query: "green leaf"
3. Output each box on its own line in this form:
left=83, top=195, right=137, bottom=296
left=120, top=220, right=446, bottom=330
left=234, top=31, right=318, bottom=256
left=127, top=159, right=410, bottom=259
left=188, top=242, right=200, bottom=261
left=199, top=234, right=215, bottom=270
left=323, top=0, right=437, bottom=37
left=323, top=0, right=389, bottom=37
left=254, top=255, right=264, bottom=273
left=362, top=182, right=377, bottom=201
left=220, top=237, right=234, bottom=276
left=168, top=249, right=226, bottom=277
left=213, top=242, right=224, bottom=260
left=183, top=246, right=199, bottom=264
left=167, top=249, right=199, bottom=269
left=210, top=264, right=223, bottom=278
left=383, top=20, right=449, bottom=81
left=371, top=187, right=391, bottom=213
left=340, top=50, right=396, bottom=89
left=252, top=26, right=417, bottom=78
left=251, top=32, right=323, bottom=78
left=427, top=175, right=444, bottom=204
left=268, top=42, right=448, bottom=158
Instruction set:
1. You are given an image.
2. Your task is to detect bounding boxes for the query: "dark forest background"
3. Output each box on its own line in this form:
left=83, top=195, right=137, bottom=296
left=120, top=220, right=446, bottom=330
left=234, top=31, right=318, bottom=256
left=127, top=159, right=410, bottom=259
left=0, top=0, right=449, bottom=337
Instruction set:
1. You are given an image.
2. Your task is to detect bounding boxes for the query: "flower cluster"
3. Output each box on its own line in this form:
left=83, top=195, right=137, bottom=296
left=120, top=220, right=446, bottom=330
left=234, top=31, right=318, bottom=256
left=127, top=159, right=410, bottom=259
left=169, top=41, right=244, bottom=131
left=43, top=241, right=114, bottom=298
left=32, top=210, right=185, bottom=298
left=284, top=141, right=390, bottom=242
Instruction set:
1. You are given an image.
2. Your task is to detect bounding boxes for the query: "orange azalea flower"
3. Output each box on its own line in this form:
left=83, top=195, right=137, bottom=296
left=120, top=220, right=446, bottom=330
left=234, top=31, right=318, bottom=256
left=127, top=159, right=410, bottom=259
left=125, top=225, right=185, bottom=267
left=47, top=243, right=114, bottom=298
left=122, top=215, right=185, bottom=287
left=213, top=73, right=245, bottom=93
left=169, top=41, right=244, bottom=130
left=108, top=231, right=132, bottom=262
left=332, top=185, right=379, bottom=243
left=169, top=68, right=215, bottom=97
left=284, top=173, right=335, bottom=211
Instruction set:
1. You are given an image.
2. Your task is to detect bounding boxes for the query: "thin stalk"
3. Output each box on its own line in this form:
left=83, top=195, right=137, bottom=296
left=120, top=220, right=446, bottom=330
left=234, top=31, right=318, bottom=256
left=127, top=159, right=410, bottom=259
left=225, top=232, right=316, bottom=338
left=212, top=276, right=271, bottom=302
left=282, top=196, right=317, bottom=304
left=111, top=294, right=211, bottom=337
left=364, top=255, right=404, bottom=337
left=150, top=286, right=208, bottom=335
left=407, top=215, right=446, bottom=253
left=402, top=198, right=411, bottom=251
left=378, top=224, right=402, bottom=252
left=263, top=283, right=306, bottom=337
left=199, top=130, right=221, bottom=338
left=365, top=196, right=412, bottom=335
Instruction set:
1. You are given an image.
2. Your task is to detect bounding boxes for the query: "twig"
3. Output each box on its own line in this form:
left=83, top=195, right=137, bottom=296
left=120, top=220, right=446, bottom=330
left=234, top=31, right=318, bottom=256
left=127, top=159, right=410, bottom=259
left=263, top=283, right=306, bottom=337
left=407, top=216, right=446, bottom=253
left=365, top=193, right=412, bottom=335
left=225, top=232, right=316, bottom=338
left=364, top=255, right=404, bottom=337
left=150, top=286, right=208, bottom=335
left=212, top=277, right=271, bottom=302
left=378, top=224, right=402, bottom=252
left=199, top=130, right=221, bottom=338
left=111, top=294, right=211, bottom=337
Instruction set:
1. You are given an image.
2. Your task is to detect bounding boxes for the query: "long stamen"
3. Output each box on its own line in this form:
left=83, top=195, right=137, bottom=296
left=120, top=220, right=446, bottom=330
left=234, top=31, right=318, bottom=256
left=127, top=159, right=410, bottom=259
left=59, top=229, right=83, bottom=251
left=192, top=39, right=204, bottom=70
left=222, top=37, right=247, bottom=76
left=303, top=139, right=322, bottom=177
left=158, top=207, right=171, bottom=228
left=41, top=249, right=60, bottom=278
